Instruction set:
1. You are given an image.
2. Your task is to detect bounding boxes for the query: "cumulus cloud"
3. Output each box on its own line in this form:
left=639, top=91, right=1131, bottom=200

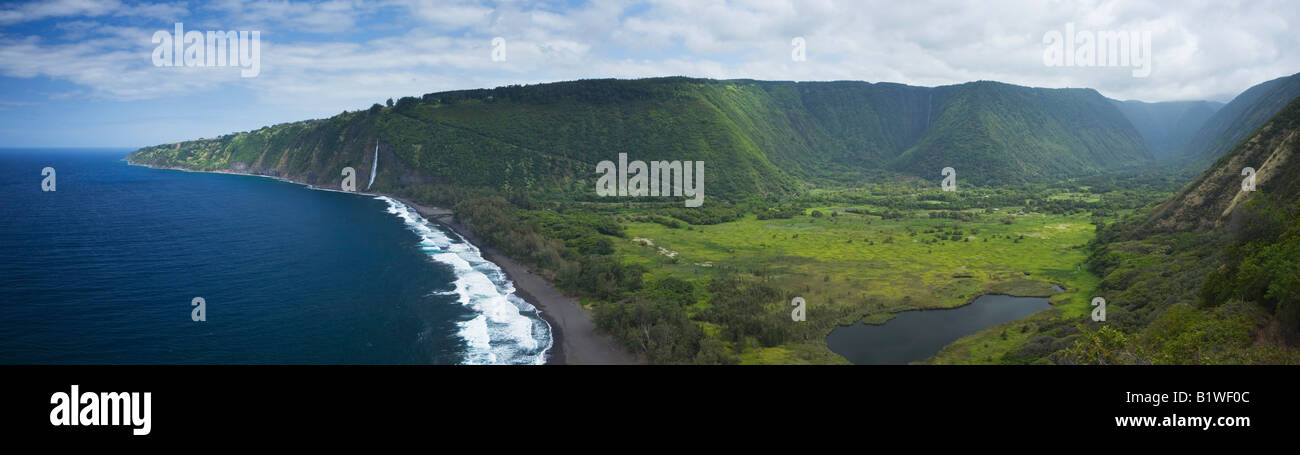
left=2, top=0, right=1298, bottom=111
left=0, top=0, right=188, bottom=25
left=0, top=0, right=123, bottom=25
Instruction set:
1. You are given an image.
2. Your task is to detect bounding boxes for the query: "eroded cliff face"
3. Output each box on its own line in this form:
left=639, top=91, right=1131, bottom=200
left=1141, top=98, right=1300, bottom=234
left=128, top=77, right=1158, bottom=201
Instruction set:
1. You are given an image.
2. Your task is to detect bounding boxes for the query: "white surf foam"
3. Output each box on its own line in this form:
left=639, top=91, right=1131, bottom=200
left=377, top=196, right=552, bottom=365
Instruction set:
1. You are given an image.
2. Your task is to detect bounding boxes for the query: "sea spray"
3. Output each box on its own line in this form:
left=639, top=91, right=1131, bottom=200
left=377, top=196, right=552, bottom=365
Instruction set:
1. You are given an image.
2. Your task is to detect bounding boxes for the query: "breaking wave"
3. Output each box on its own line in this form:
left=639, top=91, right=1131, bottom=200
left=377, top=196, right=552, bottom=365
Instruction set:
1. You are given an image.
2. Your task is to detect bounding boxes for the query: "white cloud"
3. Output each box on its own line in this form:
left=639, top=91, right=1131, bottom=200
left=394, top=0, right=493, bottom=29
left=3, top=0, right=1299, bottom=110
left=0, top=0, right=122, bottom=25
left=0, top=0, right=188, bottom=25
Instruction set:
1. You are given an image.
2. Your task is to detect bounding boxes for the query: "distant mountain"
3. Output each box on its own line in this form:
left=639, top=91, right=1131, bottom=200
left=1139, top=95, right=1300, bottom=234
left=129, top=77, right=1155, bottom=198
left=1111, top=99, right=1222, bottom=159
left=886, top=81, right=1152, bottom=183
left=1177, top=72, right=1300, bottom=167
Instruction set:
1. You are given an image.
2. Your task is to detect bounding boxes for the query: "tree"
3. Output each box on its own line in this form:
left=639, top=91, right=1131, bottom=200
left=694, top=338, right=737, bottom=365
left=395, top=96, right=418, bottom=112
left=1058, top=325, right=1136, bottom=365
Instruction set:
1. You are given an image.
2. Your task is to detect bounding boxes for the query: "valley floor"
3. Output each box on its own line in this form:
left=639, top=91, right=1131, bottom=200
left=613, top=206, right=1103, bottom=364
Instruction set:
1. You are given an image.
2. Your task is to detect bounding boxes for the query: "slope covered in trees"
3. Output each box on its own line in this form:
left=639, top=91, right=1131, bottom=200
left=130, top=77, right=1156, bottom=198
left=888, top=81, right=1153, bottom=183
left=1176, top=72, right=1300, bottom=168
left=1072, top=96, right=1300, bottom=364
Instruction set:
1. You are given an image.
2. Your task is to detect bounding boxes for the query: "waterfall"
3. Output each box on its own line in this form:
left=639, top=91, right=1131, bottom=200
left=366, top=141, right=378, bottom=190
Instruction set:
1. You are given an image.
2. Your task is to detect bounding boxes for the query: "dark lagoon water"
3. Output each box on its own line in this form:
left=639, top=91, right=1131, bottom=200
left=0, top=149, right=550, bottom=364
left=826, top=294, right=1051, bottom=364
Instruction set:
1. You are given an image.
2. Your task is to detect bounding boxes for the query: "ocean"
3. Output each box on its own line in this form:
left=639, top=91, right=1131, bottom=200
left=0, top=149, right=551, bottom=364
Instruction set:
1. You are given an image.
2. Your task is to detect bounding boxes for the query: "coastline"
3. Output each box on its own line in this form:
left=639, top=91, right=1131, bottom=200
left=394, top=196, right=635, bottom=365
left=126, top=158, right=635, bottom=365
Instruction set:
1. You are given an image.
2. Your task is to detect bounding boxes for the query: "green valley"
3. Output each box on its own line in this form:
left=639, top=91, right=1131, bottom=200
left=128, top=75, right=1300, bottom=365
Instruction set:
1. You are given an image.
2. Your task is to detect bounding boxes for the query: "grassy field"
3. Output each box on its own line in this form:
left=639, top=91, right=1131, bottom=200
left=611, top=205, right=1102, bottom=364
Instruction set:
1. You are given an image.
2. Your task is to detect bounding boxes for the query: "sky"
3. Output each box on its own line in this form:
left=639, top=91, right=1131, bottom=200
left=1, top=0, right=1297, bottom=148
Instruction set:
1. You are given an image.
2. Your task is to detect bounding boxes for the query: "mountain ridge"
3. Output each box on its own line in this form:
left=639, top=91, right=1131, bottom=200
left=1176, top=72, right=1300, bottom=168
left=129, top=77, right=1156, bottom=198
left=1074, top=95, right=1300, bottom=363
left=1140, top=95, right=1300, bottom=234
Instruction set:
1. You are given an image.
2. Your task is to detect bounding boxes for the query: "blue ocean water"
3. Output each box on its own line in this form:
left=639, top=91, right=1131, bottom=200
left=0, top=149, right=550, bottom=364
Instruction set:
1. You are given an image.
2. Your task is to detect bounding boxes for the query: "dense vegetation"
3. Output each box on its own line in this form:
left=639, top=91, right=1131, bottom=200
left=1177, top=72, right=1300, bottom=168
left=127, top=76, right=1300, bottom=364
left=1053, top=97, right=1300, bottom=364
left=131, top=77, right=1156, bottom=196
left=437, top=177, right=1184, bottom=364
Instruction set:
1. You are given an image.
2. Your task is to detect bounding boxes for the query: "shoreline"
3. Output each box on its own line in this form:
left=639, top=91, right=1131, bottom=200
left=126, top=158, right=634, bottom=365
left=395, top=197, right=634, bottom=365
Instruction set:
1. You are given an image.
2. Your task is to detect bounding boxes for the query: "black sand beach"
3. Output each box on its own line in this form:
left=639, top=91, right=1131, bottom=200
left=394, top=197, right=636, bottom=365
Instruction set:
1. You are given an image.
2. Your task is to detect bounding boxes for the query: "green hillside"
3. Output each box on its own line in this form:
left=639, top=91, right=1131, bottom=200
left=1071, top=96, right=1300, bottom=363
left=890, top=81, right=1153, bottom=183
left=1177, top=72, right=1300, bottom=168
left=130, top=77, right=1155, bottom=197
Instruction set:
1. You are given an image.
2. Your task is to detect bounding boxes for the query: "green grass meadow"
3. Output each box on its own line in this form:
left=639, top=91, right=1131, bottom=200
left=613, top=206, right=1101, bottom=363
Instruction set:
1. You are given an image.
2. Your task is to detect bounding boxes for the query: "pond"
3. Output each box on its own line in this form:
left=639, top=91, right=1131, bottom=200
left=826, top=294, right=1052, bottom=364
